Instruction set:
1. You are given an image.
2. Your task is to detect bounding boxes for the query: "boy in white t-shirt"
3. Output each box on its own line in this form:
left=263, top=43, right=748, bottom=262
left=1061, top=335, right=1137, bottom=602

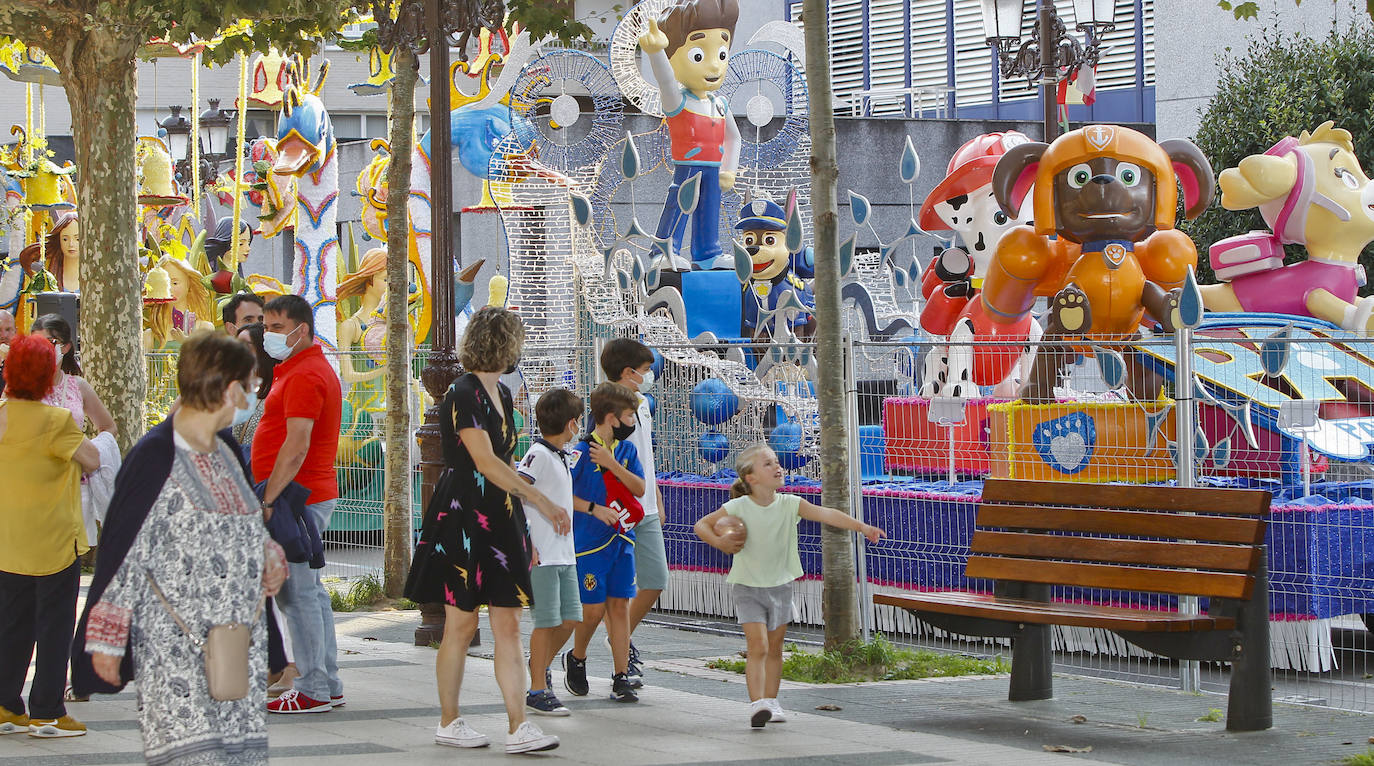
left=599, top=339, right=663, bottom=687
left=518, top=388, right=585, bottom=716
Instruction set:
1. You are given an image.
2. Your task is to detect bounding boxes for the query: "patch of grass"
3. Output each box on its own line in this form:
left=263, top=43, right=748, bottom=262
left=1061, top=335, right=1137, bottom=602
left=328, top=574, right=384, bottom=612
left=704, top=637, right=1008, bottom=684
left=330, top=588, right=353, bottom=613
left=1343, top=749, right=1374, bottom=766
left=427, top=640, right=441, bottom=650
left=1195, top=708, right=1224, bottom=723
left=1136, top=713, right=1149, bottom=729
left=394, top=597, right=419, bottom=610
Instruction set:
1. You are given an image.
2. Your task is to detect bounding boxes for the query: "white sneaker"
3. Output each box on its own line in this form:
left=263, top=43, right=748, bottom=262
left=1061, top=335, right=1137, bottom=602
left=767, top=698, right=787, bottom=723
left=505, top=720, right=559, bottom=754
left=435, top=717, right=489, bottom=748
left=749, top=699, right=772, bottom=728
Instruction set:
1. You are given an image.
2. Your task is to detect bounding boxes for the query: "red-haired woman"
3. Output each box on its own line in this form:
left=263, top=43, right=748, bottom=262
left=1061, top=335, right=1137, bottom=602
left=0, top=334, right=100, bottom=738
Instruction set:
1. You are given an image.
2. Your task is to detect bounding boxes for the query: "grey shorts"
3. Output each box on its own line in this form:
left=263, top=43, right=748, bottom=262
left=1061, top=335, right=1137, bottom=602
left=530, top=565, right=582, bottom=629
left=731, top=583, right=795, bottom=631
left=633, top=515, right=669, bottom=591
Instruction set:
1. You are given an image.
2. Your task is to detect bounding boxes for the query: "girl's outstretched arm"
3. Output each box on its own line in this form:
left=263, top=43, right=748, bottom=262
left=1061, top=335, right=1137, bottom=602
left=798, top=499, right=885, bottom=543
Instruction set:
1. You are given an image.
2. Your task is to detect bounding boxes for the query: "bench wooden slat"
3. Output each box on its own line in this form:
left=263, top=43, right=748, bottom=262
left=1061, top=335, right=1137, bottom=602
left=971, top=530, right=1262, bottom=572
left=966, top=556, right=1254, bottom=599
left=976, top=505, right=1266, bottom=544
left=981, top=480, right=1271, bottom=515
left=874, top=591, right=1236, bottom=632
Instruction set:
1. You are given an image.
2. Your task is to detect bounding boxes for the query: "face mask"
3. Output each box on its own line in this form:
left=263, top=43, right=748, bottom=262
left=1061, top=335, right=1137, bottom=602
left=612, top=419, right=636, bottom=442
left=636, top=369, right=655, bottom=393
left=263, top=327, right=296, bottom=361
left=228, top=384, right=255, bottom=427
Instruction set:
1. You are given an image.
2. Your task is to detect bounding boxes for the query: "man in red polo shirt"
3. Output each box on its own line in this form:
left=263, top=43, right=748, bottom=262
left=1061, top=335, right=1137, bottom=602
left=254, top=295, right=343, bottom=714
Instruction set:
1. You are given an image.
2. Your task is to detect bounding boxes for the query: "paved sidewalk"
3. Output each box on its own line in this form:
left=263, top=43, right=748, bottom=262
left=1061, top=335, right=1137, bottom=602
left=1, top=609, right=1372, bottom=765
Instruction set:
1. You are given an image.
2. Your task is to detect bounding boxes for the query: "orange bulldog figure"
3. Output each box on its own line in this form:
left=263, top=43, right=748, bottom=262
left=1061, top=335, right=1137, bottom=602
left=955, top=125, right=1215, bottom=401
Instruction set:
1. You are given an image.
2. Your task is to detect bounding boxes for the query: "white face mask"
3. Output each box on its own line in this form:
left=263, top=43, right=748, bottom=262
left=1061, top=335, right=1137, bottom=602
left=228, top=382, right=256, bottom=427
left=637, top=369, right=655, bottom=393
left=263, top=326, right=297, bottom=361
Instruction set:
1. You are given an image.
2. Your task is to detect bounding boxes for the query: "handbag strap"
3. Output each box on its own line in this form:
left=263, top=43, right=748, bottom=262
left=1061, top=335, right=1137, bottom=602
left=143, top=570, right=266, bottom=646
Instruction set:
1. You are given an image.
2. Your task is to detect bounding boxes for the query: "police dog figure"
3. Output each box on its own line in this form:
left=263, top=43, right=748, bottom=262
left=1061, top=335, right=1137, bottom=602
left=959, top=125, right=1215, bottom=402
left=736, top=198, right=814, bottom=341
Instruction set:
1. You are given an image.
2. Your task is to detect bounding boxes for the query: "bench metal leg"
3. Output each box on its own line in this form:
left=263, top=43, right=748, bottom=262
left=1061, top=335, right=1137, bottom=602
left=1009, top=622, right=1054, bottom=701
left=1226, top=551, right=1272, bottom=731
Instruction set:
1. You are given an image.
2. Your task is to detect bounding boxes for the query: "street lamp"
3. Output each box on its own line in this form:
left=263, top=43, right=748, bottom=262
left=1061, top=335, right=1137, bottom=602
left=198, top=98, right=234, bottom=166
left=978, top=0, right=1117, bottom=141
left=160, top=106, right=192, bottom=162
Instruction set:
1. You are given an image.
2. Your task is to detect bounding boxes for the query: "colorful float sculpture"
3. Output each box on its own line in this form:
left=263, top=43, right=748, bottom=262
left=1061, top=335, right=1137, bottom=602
left=916, top=131, right=1035, bottom=397
left=957, top=125, right=1214, bottom=401
left=1204, top=121, right=1374, bottom=333
left=734, top=197, right=813, bottom=340
left=639, top=0, right=741, bottom=270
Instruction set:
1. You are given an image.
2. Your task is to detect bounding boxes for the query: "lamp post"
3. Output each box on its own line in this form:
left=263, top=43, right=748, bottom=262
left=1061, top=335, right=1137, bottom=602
left=159, top=106, right=193, bottom=182
left=198, top=98, right=234, bottom=177
left=413, top=0, right=465, bottom=648
left=978, top=0, right=1116, bottom=142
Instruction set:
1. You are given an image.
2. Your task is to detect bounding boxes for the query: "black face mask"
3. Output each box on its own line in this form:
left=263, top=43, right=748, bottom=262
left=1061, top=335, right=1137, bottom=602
left=612, top=420, right=636, bottom=442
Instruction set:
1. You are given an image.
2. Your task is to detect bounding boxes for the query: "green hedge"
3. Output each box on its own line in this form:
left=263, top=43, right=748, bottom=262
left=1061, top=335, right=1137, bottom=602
left=1183, top=23, right=1374, bottom=292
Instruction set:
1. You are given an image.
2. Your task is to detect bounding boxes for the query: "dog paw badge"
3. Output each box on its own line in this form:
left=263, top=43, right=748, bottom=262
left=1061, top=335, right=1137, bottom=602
left=1033, top=411, right=1097, bottom=474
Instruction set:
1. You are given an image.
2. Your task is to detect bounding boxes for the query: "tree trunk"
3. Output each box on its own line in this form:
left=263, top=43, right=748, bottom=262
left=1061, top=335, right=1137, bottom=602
left=802, top=0, right=858, bottom=649
left=56, top=35, right=145, bottom=453
left=382, top=48, right=418, bottom=598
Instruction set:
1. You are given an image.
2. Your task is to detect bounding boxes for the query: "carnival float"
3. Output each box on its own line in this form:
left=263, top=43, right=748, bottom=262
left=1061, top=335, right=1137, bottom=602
left=6, top=0, right=1374, bottom=675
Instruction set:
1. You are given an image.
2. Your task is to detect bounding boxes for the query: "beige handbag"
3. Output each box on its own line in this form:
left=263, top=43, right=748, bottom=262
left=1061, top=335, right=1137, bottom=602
left=145, top=572, right=264, bottom=701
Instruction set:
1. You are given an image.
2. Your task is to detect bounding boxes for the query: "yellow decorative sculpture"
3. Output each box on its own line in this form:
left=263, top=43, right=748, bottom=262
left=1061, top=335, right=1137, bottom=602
left=136, top=136, right=188, bottom=207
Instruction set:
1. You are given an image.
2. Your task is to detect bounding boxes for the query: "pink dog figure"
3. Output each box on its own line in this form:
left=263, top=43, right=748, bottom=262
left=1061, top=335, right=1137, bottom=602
left=1203, top=121, right=1374, bottom=332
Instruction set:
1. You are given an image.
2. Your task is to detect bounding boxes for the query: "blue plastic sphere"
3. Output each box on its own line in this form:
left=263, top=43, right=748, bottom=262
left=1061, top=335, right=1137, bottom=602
left=768, top=421, right=810, bottom=469
left=690, top=378, right=740, bottom=425
left=697, top=430, right=730, bottom=463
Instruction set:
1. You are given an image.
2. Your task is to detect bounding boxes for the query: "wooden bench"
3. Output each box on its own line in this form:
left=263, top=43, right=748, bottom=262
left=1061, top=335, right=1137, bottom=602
left=875, top=479, right=1273, bottom=731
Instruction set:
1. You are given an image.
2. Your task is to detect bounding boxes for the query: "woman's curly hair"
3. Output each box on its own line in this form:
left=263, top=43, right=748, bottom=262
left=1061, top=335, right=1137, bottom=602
left=458, top=306, right=524, bottom=373
left=4, top=333, right=57, bottom=400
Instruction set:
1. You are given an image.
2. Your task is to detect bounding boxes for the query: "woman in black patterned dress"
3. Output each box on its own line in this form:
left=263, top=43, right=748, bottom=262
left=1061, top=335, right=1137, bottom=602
left=405, top=307, right=570, bottom=754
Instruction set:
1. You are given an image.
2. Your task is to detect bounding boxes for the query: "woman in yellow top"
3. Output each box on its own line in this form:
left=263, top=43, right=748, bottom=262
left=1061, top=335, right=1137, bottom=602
left=0, top=333, right=100, bottom=738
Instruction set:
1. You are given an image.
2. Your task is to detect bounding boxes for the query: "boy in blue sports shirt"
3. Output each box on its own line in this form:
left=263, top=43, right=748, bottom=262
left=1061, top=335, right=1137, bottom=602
left=561, top=383, right=645, bottom=703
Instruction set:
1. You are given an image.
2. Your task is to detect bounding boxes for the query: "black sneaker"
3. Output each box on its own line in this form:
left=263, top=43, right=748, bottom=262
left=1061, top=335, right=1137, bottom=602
left=525, top=690, right=571, bottom=717
left=610, top=673, right=639, bottom=703
left=625, top=642, right=645, bottom=688
left=562, top=651, right=588, bottom=697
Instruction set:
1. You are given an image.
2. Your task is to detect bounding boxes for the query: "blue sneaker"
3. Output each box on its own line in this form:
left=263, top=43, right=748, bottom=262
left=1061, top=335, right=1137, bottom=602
left=525, top=689, right=571, bottom=717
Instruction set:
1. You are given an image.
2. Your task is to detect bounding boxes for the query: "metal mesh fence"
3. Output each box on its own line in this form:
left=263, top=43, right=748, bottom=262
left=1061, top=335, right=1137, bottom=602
left=140, top=329, right=1374, bottom=713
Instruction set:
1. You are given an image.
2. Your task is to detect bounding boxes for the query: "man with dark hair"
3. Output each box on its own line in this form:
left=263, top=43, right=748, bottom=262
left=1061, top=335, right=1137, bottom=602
left=255, top=293, right=343, bottom=714
left=222, top=293, right=265, bottom=337
left=639, top=0, right=741, bottom=270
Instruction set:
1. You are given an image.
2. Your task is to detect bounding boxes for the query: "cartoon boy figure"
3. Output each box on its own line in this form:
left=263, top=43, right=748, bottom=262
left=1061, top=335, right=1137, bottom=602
left=736, top=199, right=814, bottom=340
left=640, top=0, right=742, bottom=271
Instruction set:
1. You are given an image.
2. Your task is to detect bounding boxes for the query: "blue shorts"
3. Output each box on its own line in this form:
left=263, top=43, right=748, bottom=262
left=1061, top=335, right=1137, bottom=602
left=575, top=535, right=636, bottom=605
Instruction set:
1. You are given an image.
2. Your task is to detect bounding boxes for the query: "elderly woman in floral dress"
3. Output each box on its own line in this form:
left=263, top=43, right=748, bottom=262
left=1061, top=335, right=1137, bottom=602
left=72, top=332, right=287, bottom=766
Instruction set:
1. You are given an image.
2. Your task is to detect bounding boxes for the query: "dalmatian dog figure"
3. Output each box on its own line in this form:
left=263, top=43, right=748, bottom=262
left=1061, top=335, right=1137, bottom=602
left=917, top=132, right=1039, bottom=397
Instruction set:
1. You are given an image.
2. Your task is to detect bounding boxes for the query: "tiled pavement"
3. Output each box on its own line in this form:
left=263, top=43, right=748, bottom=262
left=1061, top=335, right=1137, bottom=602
left=2, top=608, right=1372, bottom=765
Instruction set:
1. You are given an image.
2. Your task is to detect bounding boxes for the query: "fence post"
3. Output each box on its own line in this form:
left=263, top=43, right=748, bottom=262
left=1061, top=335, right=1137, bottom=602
left=1175, top=323, right=1201, bottom=693
left=845, top=334, right=873, bottom=642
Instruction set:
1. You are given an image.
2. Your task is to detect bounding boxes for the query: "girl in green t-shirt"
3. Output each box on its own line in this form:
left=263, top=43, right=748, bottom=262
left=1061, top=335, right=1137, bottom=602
left=694, top=444, right=885, bottom=728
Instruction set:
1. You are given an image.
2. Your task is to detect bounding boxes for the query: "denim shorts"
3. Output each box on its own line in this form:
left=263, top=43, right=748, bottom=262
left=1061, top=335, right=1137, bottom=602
left=530, top=565, right=582, bottom=629
left=731, top=582, right=795, bottom=631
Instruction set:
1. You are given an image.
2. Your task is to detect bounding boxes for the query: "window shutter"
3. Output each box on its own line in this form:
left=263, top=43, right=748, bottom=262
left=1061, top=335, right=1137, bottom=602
left=910, top=0, right=952, bottom=93
left=865, top=0, right=910, bottom=114
left=953, top=0, right=995, bottom=106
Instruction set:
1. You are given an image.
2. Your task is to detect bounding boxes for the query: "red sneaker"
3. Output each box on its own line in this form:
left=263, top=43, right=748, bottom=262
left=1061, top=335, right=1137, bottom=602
left=266, top=689, right=333, bottom=714
left=330, top=695, right=345, bottom=707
